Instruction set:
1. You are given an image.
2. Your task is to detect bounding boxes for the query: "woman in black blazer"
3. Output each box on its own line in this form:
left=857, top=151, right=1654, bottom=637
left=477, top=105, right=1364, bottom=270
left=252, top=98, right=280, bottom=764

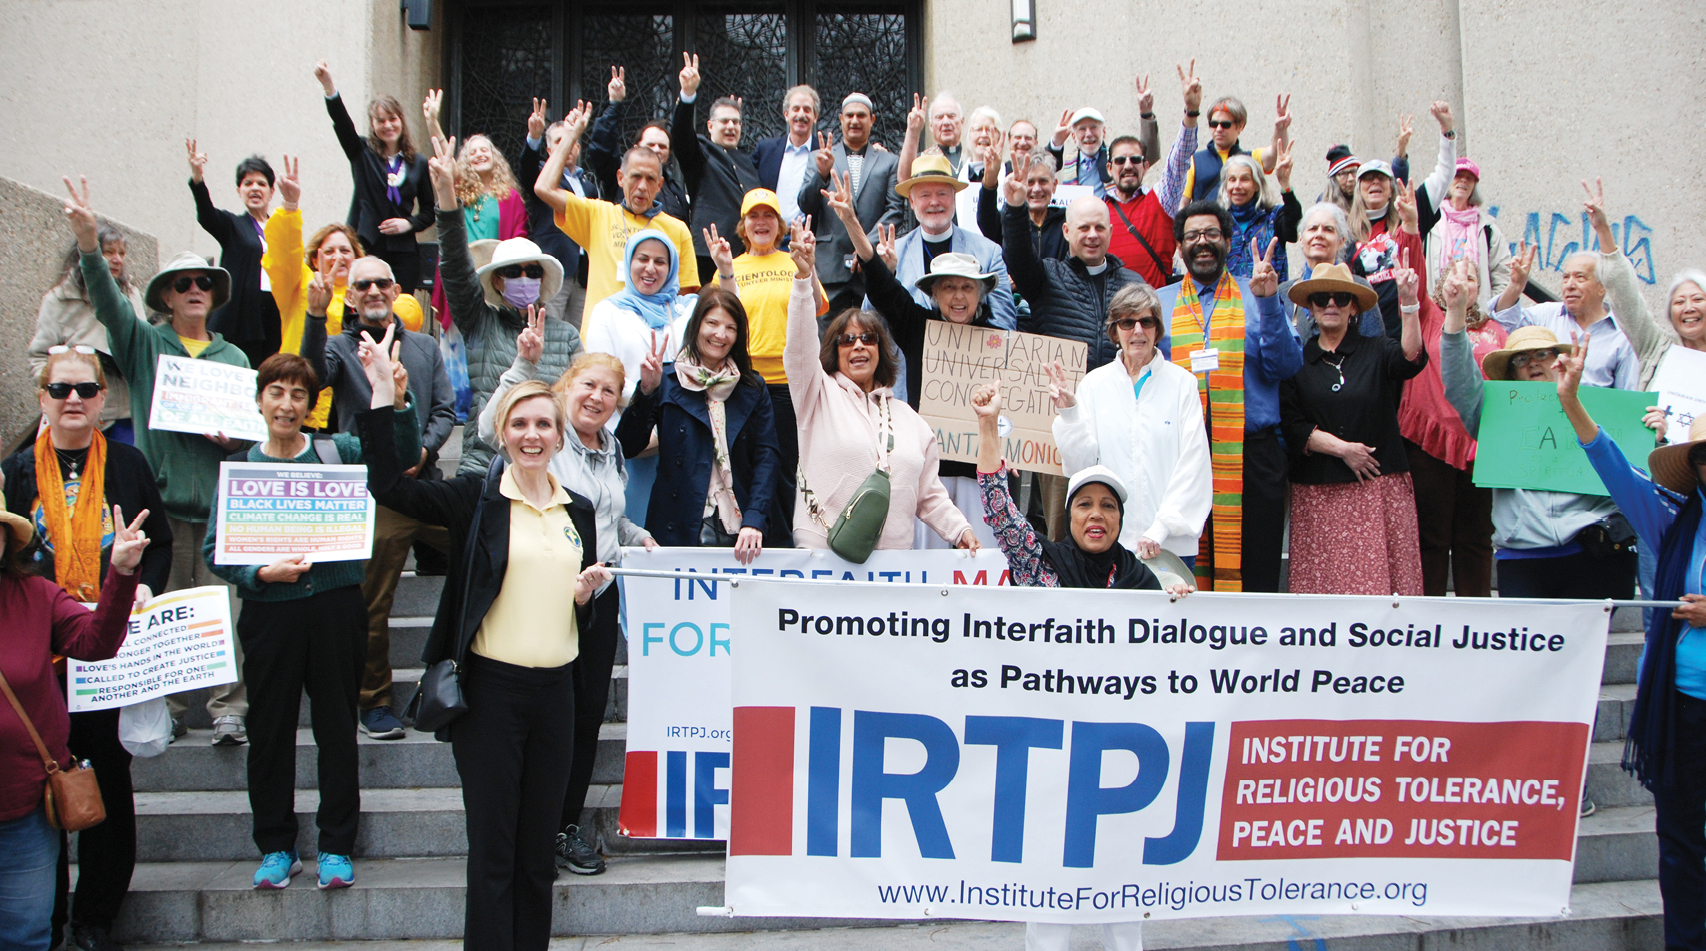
left=314, top=61, right=434, bottom=292
left=358, top=332, right=609, bottom=951
left=615, top=286, right=788, bottom=560
left=186, top=141, right=283, bottom=367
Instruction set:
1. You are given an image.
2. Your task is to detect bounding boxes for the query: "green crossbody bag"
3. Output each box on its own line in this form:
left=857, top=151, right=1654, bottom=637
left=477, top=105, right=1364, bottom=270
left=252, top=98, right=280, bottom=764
left=802, top=396, right=894, bottom=564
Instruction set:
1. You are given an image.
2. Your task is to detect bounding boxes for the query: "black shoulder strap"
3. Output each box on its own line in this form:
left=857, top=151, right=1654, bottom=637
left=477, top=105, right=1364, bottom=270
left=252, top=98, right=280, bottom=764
left=454, top=454, right=507, bottom=665
left=312, top=437, right=342, bottom=466
left=1110, top=198, right=1173, bottom=280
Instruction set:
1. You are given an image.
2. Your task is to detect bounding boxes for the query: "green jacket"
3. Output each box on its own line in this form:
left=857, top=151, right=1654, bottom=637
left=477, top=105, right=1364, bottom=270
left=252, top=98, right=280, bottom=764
left=83, top=250, right=251, bottom=523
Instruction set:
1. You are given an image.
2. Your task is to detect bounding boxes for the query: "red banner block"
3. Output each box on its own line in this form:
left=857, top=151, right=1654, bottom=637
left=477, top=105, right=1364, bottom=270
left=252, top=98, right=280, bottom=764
left=1216, top=719, right=1588, bottom=861
left=730, top=706, right=796, bottom=856
left=618, top=751, right=658, bottom=838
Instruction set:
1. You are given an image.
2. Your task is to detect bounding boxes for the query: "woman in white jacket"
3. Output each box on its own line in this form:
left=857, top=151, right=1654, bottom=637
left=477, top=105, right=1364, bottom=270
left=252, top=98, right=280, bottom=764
left=1049, top=283, right=1211, bottom=563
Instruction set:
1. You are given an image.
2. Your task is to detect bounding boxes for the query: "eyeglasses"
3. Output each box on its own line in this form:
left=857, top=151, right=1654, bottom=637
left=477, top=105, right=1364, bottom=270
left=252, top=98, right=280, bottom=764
left=837, top=332, right=880, bottom=347
left=497, top=264, right=546, bottom=280
left=172, top=275, right=215, bottom=293
left=47, top=345, right=97, bottom=356
left=1113, top=316, right=1161, bottom=332
left=1109, top=155, right=1146, bottom=166
left=1208, top=120, right=1236, bottom=130
left=44, top=382, right=103, bottom=400
left=710, top=116, right=742, bottom=125
left=1181, top=229, right=1224, bottom=243
left=1308, top=292, right=1359, bottom=308
left=352, top=278, right=396, bottom=291
left=1510, top=348, right=1560, bottom=369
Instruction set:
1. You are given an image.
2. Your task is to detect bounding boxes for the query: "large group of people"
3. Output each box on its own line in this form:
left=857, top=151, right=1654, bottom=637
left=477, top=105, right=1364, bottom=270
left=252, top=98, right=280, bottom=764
left=4, top=48, right=1705, bottom=951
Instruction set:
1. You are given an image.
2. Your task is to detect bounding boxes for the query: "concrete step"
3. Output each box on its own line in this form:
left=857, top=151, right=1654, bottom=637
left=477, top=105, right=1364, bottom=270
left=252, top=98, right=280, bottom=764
left=1573, top=805, right=1658, bottom=885
left=1609, top=605, right=1643, bottom=634
left=390, top=572, right=446, bottom=620
left=134, top=719, right=629, bottom=791
left=1594, top=682, right=1638, bottom=742
left=110, top=782, right=712, bottom=863
left=1586, top=741, right=1650, bottom=810
left=1603, top=631, right=1642, bottom=685
left=107, top=864, right=1660, bottom=946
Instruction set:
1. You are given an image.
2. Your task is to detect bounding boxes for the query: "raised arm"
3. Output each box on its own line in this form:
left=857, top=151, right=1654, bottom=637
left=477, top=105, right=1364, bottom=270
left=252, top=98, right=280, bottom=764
left=670, top=54, right=708, bottom=187
left=186, top=139, right=234, bottom=245
left=783, top=225, right=829, bottom=407
left=1157, top=63, right=1203, bottom=216
left=1438, top=259, right=1485, bottom=433
left=64, top=177, right=146, bottom=365
left=896, top=94, right=926, bottom=181
left=586, top=71, right=628, bottom=190
left=1418, top=101, right=1457, bottom=213
left=1262, top=93, right=1290, bottom=174
left=264, top=158, right=307, bottom=306
left=535, top=102, right=592, bottom=224
left=1246, top=245, right=1305, bottom=384
left=421, top=89, right=448, bottom=146
left=1000, top=167, right=1048, bottom=302
left=316, top=61, right=368, bottom=163
left=1583, top=178, right=1666, bottom=376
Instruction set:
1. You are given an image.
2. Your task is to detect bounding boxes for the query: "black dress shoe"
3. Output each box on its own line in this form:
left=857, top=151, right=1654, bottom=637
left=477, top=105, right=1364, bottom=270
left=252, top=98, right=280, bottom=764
left=72, top=922, right=126, bottom=951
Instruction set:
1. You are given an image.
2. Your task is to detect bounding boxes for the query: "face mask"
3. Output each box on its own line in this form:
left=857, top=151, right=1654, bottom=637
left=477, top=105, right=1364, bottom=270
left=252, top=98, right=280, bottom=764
left=500, top=276, right=541, bottom=309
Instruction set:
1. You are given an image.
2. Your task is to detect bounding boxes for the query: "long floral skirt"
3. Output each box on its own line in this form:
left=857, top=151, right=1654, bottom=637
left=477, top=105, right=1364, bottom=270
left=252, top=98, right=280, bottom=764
left=1288, top=472, right=1424, bottom=596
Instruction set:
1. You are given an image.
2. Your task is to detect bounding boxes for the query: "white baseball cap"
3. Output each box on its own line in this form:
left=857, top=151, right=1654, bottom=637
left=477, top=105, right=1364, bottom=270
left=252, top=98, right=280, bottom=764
left=1068, top=107, right=1106, bottom=128
left=1066, top=465, right=1128, bottom=505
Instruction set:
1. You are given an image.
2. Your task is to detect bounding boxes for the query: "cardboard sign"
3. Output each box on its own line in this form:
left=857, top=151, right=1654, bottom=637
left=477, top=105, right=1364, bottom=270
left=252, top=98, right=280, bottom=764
left=1651, top=346, right=1706, bottom=445
left=148, top=356, right=268, bottom=442
left=212, top=462, right=376, bottom=565
left=1471, top=382, right=1658, bottom=495
left=918, top=322, right=1087, bottom=475
left=65, top=586, right=236, bottom=712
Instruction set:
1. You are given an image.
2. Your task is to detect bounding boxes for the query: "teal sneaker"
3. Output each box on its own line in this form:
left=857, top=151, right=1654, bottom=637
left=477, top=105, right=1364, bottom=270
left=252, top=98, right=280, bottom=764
left=254, top=850, right=302, bottom=889
left=317, top=853, right=355, bottom=889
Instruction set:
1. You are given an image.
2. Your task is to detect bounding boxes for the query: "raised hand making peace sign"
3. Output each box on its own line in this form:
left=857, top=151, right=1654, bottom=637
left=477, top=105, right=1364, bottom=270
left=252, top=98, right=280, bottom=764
left=1248, top=238, right=1280, bottom=298
left=637, top=331, right=670, bottom=396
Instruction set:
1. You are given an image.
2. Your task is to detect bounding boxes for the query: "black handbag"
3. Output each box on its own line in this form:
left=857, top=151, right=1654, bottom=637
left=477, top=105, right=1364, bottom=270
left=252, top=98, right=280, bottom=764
left=405, top=456, right=504, bottom=736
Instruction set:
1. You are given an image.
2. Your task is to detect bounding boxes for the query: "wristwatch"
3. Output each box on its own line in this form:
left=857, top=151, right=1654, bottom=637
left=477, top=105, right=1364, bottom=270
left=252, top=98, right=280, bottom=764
left=1442, top=130, right=1457, bottom=140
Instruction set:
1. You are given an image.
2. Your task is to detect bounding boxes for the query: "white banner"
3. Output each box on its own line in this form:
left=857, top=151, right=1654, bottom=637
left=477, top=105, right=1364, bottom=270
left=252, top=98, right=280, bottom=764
left=65, top=586, right=237, bottom=712
left=1652, top=346, right=1706, bottom=445
left=213, top=462, right=377, bottom=565
left=616, top=547, right=1013, bottom=840
left=724, top=581, right=1608, bottom=922
left=148, top=356, right=268, bottom=442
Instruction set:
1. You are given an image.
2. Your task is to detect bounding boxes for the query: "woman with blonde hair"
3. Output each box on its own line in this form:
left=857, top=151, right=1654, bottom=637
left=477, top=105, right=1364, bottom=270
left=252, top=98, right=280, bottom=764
left=424, top=92, right=531, bottom=328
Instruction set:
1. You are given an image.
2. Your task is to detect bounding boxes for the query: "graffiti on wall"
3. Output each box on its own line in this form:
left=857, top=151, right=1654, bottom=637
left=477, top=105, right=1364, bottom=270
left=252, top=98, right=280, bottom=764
left=1490, top=207, right=1657, bottom=284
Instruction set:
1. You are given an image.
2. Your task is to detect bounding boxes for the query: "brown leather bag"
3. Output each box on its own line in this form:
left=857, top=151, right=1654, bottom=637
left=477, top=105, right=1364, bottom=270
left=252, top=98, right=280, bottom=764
left=0, top=667, right=105, bottom=832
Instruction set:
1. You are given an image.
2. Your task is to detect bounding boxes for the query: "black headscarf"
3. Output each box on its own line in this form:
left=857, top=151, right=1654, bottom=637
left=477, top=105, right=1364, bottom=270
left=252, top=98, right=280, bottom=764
left=1038, top=480, right=1161, bottom=590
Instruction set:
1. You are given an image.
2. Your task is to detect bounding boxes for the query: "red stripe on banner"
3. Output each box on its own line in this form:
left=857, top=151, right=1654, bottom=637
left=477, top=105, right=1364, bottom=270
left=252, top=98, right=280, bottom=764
left=729, top=706, right=795, bottom=855
left=618, top=751, right=658, bottom=837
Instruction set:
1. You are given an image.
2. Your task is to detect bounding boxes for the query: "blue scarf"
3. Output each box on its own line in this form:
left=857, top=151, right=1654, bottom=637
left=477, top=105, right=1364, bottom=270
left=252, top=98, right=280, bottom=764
left=1624, top=490, right=1705, bottom=791
left=608, top=229, right=680, bottom=330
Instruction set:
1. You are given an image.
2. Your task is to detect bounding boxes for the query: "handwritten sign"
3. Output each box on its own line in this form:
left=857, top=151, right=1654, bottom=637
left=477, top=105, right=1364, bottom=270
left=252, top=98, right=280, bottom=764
left=1651, top=346, right=1706, bottom=445
left=65, top=587, right=235, bottom=712
left=148, top=356, right=267, bottom=442
left=213, top=462, right=376, bottom=565
left=918, top=322, right=1086, bottom=474
left=1471, top=381, right=1658, bottom=495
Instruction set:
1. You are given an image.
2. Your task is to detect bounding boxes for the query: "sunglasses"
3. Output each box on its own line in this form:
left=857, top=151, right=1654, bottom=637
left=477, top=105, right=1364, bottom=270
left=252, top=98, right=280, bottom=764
left=1109, top=155, right=1147, bottom=166
left=837, top=332, right=880, bottom=347
left=1208, top=120, right=1236, bottom=130
left=352, top=278, right=396, bottom=291
left=44, top=382, right=103, bottom=400
left=1510, top=348, right=1561, bottom=369
left=497, top=264, right=546, bottom=280
left=1308, top=292, right=1359, bottom=308
left=1113, top=317, right=1161, bottom=332
left=172, top=275, right=215, bottom=293
left=48, top=345, right=97, bottom=356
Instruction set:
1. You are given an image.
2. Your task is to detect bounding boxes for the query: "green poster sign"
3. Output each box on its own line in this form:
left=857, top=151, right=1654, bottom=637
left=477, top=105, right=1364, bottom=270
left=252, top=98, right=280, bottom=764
left=1471, top=382, right=1658, bottom=495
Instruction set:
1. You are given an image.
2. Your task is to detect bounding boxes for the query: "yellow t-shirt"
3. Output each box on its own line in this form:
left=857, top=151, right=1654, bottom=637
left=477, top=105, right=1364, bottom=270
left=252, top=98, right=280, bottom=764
left=713, top=252, right=827, bottom=385
left=178, top=336, right=211, bottom=357
left=471, top=469, right=583, bottom=668
left=553, top=195, right=700, bottom=340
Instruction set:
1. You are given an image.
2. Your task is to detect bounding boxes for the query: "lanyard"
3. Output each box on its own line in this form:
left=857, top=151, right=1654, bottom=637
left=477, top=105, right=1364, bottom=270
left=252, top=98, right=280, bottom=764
left=1186, top=278, right=1221, bottom=340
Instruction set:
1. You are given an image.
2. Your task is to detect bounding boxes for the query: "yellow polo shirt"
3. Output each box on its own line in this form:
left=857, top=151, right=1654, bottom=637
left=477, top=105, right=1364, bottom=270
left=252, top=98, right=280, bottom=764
left=713, top=251, right=827, bottom=385
left=554, top=195, right=700, bottom=341
left=471, top=469, right=583, bottom=668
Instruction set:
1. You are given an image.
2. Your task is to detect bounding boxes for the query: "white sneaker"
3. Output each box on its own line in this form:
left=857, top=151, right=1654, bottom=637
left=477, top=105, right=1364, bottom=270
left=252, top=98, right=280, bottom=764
left=211, top=715, right=248, bottom=746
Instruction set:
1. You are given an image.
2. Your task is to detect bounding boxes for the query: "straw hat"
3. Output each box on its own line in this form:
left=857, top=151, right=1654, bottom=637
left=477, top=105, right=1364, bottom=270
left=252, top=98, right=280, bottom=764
left=1649, top=415, right=1706, bottom=496
left=1480, top=326, right=1573, bottom=381
left=145, top=251, right=232, bottom=315
left=1287, top=262, right=1378, bottom=312
left=0, top=511, right=35, bottom=555
left=895, top=153, right=968, bottom=198
left=474, top=237, right=564, bottom=310
left=914, top=252, right=995, bottom=294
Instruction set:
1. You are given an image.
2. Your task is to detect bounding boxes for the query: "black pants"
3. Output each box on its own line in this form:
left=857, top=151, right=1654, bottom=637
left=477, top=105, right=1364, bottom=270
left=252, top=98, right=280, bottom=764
left=240, top=586, right=366, bottom=855
left=51, top=707, right=135, bottom=935
left=1405, top=440, right=1494, bottom=597
left=1241, top=427, right=1287, bottom=593
left=767, top=383, right=799, bottom=532
left=376, top=246, right=422, bottom=294
left=560, top=585, right=620, bottom=829
left=454, top=655, right=575, bottom=951
left=1656, top=691, right=1706, bottom=949
left=1496, top=549, right=1636, bottom=600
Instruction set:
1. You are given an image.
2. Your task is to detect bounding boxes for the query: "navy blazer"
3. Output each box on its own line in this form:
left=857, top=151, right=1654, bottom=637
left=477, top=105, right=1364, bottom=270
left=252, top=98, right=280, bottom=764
left=754, top=135, right=788, bottom=192
left=614, top=372, right=790, bottom=548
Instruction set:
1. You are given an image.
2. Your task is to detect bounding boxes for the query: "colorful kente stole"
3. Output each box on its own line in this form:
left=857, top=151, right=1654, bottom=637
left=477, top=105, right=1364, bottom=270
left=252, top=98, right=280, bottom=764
left=1169, top=272, right=1246, bottom=591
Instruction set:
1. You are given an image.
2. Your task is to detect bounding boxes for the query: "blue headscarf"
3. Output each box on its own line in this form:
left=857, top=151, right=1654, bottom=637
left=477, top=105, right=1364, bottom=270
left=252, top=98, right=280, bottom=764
left=608, top=229, right=681, bottom=330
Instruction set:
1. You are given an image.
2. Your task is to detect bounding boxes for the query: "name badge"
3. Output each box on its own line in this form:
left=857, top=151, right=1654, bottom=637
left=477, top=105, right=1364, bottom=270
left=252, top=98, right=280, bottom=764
left=1190, top=348, right=1220, bottom=374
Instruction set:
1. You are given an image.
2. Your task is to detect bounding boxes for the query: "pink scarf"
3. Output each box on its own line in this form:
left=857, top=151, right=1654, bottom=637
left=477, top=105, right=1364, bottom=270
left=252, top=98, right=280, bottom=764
left=674, top=356, right=744, bottom=533
left=1437, top=203, right=1482, bottom=267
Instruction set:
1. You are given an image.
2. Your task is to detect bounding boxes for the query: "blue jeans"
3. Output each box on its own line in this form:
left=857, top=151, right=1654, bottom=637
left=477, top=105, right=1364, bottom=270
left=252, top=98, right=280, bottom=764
left=0, top=806, right=61, bottom=951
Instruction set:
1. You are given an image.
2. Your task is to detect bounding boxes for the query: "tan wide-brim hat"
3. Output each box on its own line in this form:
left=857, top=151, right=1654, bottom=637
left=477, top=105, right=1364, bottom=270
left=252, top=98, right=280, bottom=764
left=914, top=252, right=996, bottom=294
left=0, top=510, right=35, bottom=555
left=145, top=251, right=232, bottom=315
left=1286, top=262, right=1378, bottom=313
left=475, top=237, right=565, bottom=311
left=895, top=152, right=969, bottom=198
left=1649, top=415, right=1706, bottom=496
left=1480, top=325, right=1574, bottom=381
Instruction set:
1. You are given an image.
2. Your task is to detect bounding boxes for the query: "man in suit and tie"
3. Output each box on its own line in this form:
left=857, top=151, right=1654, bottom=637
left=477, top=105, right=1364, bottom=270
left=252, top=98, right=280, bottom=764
left=796, top=92, right=906, bottom=315
left=755, top=85, right=821, bottom=225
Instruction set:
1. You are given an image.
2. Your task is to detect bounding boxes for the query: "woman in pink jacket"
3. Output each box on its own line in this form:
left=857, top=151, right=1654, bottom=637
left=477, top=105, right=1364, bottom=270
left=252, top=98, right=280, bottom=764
left=782, top=222, right=978, bottom=551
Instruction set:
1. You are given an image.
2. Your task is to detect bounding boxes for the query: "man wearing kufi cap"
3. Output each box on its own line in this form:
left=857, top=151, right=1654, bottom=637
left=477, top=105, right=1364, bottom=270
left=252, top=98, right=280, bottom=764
left=797, top=92, right=906, bottom=312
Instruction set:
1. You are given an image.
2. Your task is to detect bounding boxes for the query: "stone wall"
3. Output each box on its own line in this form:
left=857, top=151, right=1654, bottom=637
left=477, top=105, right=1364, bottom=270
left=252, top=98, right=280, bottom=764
left=0, top=176, right=159, bottom=454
